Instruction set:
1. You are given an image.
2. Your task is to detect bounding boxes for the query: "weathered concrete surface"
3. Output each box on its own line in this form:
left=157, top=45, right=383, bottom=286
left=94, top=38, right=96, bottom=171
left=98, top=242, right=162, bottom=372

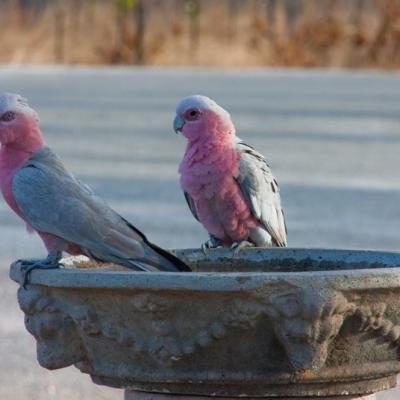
left=1, top=67, right=400, bottom=400
left=10, top=248, right=400, bottom=398
left=124, top=391, right=378, bottom=400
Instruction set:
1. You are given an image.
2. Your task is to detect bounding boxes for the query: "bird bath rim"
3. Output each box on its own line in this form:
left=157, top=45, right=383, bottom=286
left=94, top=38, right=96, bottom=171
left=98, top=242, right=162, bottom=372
left=10, top=247, right=400, bottom=290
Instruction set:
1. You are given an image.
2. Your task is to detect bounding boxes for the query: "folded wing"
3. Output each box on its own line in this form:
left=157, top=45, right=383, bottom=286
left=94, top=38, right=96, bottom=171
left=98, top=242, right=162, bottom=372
left=12, top=147, right=190, bottom=272
left=235, top=140, right=287, bottom=247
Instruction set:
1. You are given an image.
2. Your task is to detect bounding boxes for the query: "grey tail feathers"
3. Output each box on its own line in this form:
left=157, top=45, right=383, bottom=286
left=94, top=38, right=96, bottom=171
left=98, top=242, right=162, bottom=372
left=122, top=218, right=191, bottom=272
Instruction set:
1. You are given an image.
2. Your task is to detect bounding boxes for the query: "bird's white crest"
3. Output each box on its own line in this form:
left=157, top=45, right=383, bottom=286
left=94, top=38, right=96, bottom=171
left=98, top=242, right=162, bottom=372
left=0, top=93, right=25, bottom=112
left=176, top=95, right=230, bottom=119
left=0, top=92, right=38, bottom=121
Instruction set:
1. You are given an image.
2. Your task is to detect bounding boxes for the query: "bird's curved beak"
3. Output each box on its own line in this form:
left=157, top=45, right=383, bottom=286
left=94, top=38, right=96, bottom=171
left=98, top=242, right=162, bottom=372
left=173, top=115, right=184, bottom=134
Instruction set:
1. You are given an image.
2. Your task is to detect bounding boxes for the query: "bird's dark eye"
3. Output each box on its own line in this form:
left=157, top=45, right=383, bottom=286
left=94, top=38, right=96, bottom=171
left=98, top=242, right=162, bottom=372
left=1, top=111, right=16, bottom=122
left=185, top=108, right=200, bottom=121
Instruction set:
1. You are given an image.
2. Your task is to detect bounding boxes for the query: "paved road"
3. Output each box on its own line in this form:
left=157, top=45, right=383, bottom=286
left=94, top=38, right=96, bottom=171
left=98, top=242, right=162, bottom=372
left=0, top=67, right=399, bottom=400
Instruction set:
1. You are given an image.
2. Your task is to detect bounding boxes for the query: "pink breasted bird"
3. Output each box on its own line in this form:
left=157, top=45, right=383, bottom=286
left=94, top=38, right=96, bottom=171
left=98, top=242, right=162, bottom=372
left=174, top=95, right=287, bottom=252
left=0, top=93, right=190, bottom=285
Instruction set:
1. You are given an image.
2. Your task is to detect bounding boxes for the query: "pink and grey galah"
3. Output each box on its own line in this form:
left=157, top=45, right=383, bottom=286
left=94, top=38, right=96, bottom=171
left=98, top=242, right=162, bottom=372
left=0, top=93, right=190, bottom=284
left=174, top=95, right=287, bottom=252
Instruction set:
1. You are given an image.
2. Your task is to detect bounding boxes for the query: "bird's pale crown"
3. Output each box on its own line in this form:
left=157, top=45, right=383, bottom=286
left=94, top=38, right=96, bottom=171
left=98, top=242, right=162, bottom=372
left=0, top=93, right=38, bottom=121
left=176, top=95, right=230, bottom=118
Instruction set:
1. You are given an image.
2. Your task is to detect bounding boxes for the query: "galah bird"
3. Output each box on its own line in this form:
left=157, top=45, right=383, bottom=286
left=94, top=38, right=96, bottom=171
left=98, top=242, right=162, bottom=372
left=174, top=95, right=287, bottom=252
left=0, top=93, right=190, bottom=285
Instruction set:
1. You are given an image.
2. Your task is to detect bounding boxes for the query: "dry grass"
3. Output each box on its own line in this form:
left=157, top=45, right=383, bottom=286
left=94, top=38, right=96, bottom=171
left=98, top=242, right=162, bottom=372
left=1, top=0, right=400, bottom=68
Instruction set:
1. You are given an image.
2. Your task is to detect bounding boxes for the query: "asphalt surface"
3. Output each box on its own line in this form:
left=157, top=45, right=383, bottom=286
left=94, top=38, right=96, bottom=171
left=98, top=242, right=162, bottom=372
left=0, top=67, right=399, bottom=400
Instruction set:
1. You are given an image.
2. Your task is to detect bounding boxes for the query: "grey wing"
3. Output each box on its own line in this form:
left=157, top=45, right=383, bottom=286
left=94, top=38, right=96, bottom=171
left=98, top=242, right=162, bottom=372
left=12, top=164, right=164, bottom=271
left=183, top=191, right=199, bottom=221
left=235, top=140, right=287, bottom=247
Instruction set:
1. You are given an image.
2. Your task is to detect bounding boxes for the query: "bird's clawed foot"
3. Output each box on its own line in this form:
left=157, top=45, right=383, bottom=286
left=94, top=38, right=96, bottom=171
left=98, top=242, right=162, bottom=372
left=19, top=252, right=63, bottom=289
left=201, top=236, right=223, bottom=255
left=230, top=240, right=254, bottom=256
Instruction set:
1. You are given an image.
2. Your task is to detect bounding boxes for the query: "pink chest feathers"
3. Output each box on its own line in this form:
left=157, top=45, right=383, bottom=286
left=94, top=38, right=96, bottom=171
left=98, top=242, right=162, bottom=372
left=0, top=148, right=29, bottom=219
left=179, top=143, right=258, bottom=243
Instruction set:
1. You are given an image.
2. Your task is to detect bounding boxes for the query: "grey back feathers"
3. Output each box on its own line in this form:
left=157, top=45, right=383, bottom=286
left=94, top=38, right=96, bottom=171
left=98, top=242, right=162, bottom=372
left=235, top=139, right=287, bottom=247
left=12, top=146, right=190, bottom=272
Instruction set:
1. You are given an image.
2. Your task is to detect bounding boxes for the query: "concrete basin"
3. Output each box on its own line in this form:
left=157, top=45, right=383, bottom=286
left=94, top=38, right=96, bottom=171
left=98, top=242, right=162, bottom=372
left=9, top=248, right=400, bottom=399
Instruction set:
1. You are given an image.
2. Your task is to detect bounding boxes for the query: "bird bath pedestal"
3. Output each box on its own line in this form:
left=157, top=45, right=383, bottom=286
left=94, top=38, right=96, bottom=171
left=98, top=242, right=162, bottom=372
left=9, top=248, right=400, bottom=400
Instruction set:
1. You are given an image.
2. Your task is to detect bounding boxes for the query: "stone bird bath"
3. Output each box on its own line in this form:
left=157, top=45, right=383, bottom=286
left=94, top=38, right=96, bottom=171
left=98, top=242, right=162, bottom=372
left=9, top=248, right=400, bottom=400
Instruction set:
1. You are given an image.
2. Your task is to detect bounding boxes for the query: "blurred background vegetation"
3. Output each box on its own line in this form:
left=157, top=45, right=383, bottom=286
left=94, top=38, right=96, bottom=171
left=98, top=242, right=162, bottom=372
left=1, top=0, right=400, bottom=68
